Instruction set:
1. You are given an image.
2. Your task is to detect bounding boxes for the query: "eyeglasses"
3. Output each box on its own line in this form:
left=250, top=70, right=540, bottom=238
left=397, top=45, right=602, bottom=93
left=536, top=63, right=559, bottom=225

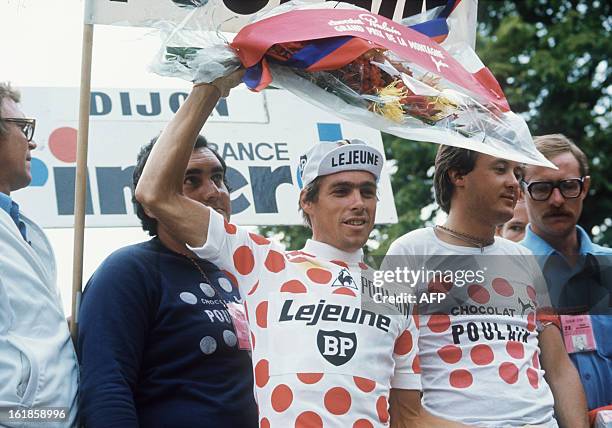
left=3, top=118, right=36, bottom=142
left=521, top=177, right=585, bottom=201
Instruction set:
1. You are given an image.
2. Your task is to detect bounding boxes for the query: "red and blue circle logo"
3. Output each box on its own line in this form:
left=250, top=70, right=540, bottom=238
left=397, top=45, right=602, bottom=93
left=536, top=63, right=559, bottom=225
left=31, top=126, right=77, bottom=186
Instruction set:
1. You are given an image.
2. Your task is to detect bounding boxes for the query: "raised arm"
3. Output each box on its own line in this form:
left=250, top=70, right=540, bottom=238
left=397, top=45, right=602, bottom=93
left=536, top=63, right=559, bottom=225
left=539, top=325, right=589, bottom=428
left=135, top=72, right=243, bottom=248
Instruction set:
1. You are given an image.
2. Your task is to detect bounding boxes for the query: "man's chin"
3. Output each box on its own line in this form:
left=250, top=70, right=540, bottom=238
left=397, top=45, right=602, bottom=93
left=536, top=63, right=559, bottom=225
left=14, top=174, right=32, bottom=191
left=342, top=235, right=369, bottom=252
left=494, top=209, right=514, bottom=225
left=541, top=219, right=576, bottom=237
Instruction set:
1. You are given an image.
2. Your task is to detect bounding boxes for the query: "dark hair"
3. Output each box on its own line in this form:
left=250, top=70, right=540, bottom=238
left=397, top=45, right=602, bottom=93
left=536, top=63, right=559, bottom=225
left=533, top=134, right=589, bottom=176
left=132, top=134, right=228, bottom=236
left=298, top=177, right=322, bottom=228
left=434, top=145, right=479, bottom=213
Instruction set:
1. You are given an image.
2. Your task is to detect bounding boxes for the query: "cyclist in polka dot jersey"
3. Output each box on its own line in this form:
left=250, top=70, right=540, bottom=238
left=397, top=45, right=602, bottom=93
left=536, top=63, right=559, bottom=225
left=135, top=73, right=469, bottom=427
left=385, top=145, right=589, bottom=427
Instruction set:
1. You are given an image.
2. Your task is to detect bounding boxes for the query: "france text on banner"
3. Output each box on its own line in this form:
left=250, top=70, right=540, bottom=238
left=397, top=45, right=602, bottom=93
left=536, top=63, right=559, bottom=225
left=13, top=87, right=397, bottom=228
left=84, top=0, right=446, bottom=32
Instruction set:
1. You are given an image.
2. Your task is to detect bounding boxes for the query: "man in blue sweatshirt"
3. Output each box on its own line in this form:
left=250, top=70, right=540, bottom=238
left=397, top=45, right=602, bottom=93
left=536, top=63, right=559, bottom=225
left=77, top=135, right=258, bottom=428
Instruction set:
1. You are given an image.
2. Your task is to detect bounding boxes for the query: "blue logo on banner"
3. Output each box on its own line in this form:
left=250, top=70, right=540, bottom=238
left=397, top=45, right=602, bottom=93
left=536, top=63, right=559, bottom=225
left=317, top=123, right=343, bottom=142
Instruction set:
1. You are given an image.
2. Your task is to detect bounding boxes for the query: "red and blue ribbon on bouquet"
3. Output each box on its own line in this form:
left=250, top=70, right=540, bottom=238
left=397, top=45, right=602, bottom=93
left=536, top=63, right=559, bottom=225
left=409, top=0, right=463, bottom=43
left=231, top=6, right=509, bottom=112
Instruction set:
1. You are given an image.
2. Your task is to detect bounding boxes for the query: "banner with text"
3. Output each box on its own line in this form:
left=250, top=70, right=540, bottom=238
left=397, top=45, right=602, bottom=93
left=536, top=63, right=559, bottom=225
left=13, top=87, right=397, bottom=228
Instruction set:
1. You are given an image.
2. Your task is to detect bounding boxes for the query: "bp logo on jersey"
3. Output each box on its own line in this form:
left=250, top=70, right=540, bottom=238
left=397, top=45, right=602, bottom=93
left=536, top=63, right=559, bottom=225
left=317, top=330, right=357, bottom=366
left=331, top=269, right=358, bottom=289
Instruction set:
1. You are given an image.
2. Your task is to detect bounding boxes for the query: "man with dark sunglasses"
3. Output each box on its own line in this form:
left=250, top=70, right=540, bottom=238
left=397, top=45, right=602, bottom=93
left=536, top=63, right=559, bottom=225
left=0, top=82, right=78, bottom=426
left=2, top=117, right=36, bottom=142
left=521, top=134, right=612, bottom=417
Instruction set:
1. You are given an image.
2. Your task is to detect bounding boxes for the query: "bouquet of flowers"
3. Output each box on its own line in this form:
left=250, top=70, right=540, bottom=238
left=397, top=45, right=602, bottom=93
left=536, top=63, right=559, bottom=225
left=266, top=42, right=456, bottom=125
left=152, top=0, right=553, bottom=167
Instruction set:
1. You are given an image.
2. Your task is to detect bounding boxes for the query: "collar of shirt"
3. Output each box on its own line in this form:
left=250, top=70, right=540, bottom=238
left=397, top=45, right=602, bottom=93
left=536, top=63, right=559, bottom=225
left=521, top=224, right=557, bottom=258
left=521, top=224, right=608, bottom=259
left=0, top=192, right=12, bottom=216
left=521, top=223, right=612, bottom=294
left=575, top=225, right=603, bottom=255
left=303, top=239, right=364, bottom=265
left=0, top=192, right=21, bottom=225
left=0, top=192, right=29, bottom=243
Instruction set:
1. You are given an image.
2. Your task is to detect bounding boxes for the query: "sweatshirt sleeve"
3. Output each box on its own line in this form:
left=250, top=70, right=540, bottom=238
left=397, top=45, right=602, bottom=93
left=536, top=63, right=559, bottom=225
left=77, top=246, right=159, bottom=428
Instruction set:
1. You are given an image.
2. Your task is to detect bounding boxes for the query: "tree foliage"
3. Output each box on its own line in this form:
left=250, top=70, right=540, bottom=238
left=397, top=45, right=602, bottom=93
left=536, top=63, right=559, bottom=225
left=262, top=0, right=612, bottom=251
left=478, top=0, right=611, bottom=244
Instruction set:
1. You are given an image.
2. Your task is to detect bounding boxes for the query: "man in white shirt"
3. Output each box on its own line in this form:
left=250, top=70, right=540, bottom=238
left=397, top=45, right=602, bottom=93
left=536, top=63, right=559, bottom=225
left=385, top=144, right=588, bottom=427
left=0, top=82, right=78, bottom=426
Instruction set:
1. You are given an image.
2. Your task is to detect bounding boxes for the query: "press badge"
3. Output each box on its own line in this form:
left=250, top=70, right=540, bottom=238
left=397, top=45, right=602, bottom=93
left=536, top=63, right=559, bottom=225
left=227, top=302, right=251, bottom=351
left=560, top=315, right=597, bottom=353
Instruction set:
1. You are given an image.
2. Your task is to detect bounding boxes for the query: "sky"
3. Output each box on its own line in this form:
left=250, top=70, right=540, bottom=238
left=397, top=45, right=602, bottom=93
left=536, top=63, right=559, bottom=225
left=1, top=0, right=192, bottom=88
left=1, top=0, right=194, bottom=315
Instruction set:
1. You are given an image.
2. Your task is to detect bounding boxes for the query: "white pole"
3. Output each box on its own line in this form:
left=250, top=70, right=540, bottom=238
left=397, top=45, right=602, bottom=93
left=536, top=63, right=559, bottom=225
left=393, top=0, right=407, bottom=21
left=371, top=0, right=383, bottom=14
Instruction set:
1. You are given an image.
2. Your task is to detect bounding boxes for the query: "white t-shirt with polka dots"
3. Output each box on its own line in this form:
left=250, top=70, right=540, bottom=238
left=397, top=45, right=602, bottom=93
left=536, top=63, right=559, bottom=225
left=191, top=210, right=420, bottom=427
left=386, top=228, right=558, bottom=428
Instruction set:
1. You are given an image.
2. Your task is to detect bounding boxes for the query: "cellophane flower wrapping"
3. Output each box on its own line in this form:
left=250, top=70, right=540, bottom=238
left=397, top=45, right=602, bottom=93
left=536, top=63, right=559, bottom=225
left=151, top=0, right=553, bottom=168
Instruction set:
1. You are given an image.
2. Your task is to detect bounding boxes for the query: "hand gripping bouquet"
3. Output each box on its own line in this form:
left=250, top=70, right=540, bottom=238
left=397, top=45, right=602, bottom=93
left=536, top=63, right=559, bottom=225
left=152, top=0, right=553, bottom=167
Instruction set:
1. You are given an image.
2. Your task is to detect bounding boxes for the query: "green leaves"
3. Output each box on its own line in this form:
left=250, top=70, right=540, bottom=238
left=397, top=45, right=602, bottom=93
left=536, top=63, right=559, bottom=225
left=480, top=0, right=612, bottom=244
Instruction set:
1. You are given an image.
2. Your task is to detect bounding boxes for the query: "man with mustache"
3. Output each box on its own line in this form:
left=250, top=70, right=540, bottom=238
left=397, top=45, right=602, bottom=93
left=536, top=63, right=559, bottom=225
left=520, top=134, right=612, bottom=416
left=385, top=145, right=588, bottom=427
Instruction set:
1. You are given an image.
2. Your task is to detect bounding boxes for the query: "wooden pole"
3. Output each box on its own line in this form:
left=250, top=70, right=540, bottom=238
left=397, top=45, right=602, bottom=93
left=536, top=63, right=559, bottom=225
left=69, top=22, right=94, bottom=344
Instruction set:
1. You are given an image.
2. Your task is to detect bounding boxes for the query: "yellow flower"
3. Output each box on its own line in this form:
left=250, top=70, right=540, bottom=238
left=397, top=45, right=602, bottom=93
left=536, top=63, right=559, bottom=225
left=372, top=80, right=408, bottom=123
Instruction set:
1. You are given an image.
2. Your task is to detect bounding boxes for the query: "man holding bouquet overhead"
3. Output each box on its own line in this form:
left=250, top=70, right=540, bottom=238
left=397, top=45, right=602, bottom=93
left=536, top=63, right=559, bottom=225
left=135, top=72, right=474, bottom=426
